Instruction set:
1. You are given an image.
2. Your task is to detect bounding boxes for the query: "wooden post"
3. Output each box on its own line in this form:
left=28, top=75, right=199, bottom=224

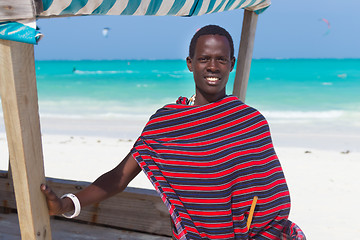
left=0, top=0, right=38, bottom=21
left=233, top=10, right=258, bottom=102
left=0, top=39, right=51, bottom=240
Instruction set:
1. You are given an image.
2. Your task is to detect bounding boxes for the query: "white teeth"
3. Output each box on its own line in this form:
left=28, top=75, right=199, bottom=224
left=206, top=77, right=219, bottom=82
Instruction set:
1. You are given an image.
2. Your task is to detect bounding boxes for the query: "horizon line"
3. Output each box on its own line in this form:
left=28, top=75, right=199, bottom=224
left=34, top=57, right=360, bottom=61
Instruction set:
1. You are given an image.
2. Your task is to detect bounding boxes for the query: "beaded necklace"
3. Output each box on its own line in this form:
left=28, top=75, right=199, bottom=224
left=188, top=94, right=196, bottom=105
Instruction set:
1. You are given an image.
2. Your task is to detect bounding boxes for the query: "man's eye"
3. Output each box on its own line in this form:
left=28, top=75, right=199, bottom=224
left=199, top=58, right=208, bottom=62
left=218, top=58, right=228, bottom=64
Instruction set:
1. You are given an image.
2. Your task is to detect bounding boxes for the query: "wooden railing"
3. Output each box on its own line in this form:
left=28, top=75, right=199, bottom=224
left=0, top=170, right=172, bottom=237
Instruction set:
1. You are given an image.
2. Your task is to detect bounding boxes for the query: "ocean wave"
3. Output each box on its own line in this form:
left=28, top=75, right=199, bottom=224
left=262, top=110, right=344, bottom=119
left=74, top=70, right=137, bottom=75
left=0, top=109, right=348, bottom=121
left=151, top=70, right=189, bottom=74
left=36, top=100, right=160, bottom=118
left=322, top=82, right=333, bottom=86
left=169, top=74, right=182, bottom=78
left=38, top=112, right=151, bottom=120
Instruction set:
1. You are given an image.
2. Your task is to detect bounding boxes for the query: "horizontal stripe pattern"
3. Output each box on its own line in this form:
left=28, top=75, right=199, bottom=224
left=131, top=95, right=291, bottom=239
left=39, top=0, right=271, bottom=17
left=0, top=0, right=270, bottom=44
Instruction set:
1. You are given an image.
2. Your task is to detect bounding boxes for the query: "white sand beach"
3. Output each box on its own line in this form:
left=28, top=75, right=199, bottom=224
left=1, top=115, right=360, bottom=239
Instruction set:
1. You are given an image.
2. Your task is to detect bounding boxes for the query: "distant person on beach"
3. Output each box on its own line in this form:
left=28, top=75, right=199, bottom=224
left=41, top=25, right=305, bottom=239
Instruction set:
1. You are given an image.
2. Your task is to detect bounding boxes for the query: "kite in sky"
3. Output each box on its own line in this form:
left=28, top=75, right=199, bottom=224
left=102, top=27, right=110, bottom=38
left=320, top=18, right=331, bottom=35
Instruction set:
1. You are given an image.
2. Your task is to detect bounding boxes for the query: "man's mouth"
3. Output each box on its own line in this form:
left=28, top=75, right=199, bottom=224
left=205, top=77, right=220, bottom=84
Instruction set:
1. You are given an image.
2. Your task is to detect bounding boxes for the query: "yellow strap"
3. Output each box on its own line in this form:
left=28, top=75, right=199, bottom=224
left=247, top=196, right=258, bottom=230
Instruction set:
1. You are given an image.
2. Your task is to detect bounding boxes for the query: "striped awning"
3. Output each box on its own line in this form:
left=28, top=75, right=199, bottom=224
left=40, top=0, right=270, bottom=17
left=0, top=0, right=270, bottom=44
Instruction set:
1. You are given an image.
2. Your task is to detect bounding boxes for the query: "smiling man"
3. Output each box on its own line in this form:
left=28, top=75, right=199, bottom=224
left=186, top=27, right=235, bottom=105
left=42, top=25, right=305, bottom=240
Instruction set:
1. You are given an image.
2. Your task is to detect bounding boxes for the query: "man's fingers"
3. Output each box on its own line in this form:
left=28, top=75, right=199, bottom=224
left=40, top=184, right=64, bottom=215
left=40, top=184, right=59, bottom=201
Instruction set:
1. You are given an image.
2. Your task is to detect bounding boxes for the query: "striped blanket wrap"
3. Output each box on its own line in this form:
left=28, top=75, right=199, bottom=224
left=131, top=95, right=304, bottom=239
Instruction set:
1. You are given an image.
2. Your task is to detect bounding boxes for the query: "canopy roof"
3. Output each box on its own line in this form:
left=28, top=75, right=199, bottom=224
left=0, top=0, right=270, bottom=44
left=40, top=0, right=270, bottom=17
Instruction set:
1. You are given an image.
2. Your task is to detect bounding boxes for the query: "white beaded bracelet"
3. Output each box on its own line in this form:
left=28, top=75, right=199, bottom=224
left=61, top=193, right=81, bottom=219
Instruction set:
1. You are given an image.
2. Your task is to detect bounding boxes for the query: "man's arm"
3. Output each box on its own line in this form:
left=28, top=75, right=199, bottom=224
left=41, top=152, right=141, bottom=216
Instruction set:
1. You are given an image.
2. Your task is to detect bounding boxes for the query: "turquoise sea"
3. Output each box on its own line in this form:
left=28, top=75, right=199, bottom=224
left=1, top=59, right=359, bottom=132
left=32, top=59, right=360, bottom=123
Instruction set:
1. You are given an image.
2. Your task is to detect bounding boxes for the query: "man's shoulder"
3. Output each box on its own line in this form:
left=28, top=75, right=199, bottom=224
left=227, top=95, right=268, bottom=120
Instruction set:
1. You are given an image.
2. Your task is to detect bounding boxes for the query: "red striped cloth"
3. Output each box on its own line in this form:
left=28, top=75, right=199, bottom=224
left=131, top=95, right=303, bottom=239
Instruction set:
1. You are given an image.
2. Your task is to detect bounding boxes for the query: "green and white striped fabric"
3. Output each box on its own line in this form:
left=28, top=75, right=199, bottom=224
left=41, top=0, right=270, bottom=17
left=0, top=0, right=270, bottom=44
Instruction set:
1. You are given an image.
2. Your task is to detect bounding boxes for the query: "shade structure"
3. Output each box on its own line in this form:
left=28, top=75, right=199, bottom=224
left=0, top=0, right=270, bottom=44
left=40, top=0, right=270, bottom=17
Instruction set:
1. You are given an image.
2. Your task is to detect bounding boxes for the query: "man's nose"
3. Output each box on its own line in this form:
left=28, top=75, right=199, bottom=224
left=207, top=59, right=219, bottom=72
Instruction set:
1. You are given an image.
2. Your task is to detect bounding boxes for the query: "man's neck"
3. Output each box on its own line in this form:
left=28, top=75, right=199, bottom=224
left=194, top=91, right=226, bottom=106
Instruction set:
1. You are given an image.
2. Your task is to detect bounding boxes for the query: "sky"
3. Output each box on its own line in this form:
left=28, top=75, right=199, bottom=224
left=35, top=0, right=360, bottom=60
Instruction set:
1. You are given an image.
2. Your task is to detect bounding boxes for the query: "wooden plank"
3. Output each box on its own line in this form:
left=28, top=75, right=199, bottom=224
left=233, top=10, right=259, bottom=102
left=0, top=213, right=171, bottom=240
left=0, top=0, right=37, bottom=21
left=0, top=40, right=51, bottom=240
left=0, top=174, right=172, bottom=236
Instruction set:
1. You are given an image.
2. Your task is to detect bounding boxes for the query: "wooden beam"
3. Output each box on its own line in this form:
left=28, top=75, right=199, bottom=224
left=0, top=212, right=171, bottom=240
left=0, top=0, right=38, bottom=21
left=233, top=10, right=258, bottom=102
left=0, top=39, right=51, bottom=240
left=0, top=174, right=172, bottom=236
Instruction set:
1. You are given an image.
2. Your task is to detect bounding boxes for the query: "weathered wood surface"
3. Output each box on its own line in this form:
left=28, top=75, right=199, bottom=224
left=0, top=212, right=171, bottom=240
left=233, top=10, right=258, bottom=102
left=0, top=173, right=172, bottom=236
left=0, top=39, right=51, bottom=239
left=0, top=0, right=42, bottom=21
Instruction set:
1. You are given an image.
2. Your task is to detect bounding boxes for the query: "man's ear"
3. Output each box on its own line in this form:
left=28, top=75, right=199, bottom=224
left=186, top=57, right=193, bottom=72
left=230, top=57, right=236, bottom=72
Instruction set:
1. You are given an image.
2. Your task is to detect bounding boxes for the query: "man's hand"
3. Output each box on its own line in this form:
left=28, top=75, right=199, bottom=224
left=40, top=184, right=66, bottom=216
left=39, top=152, right=141, bottom=216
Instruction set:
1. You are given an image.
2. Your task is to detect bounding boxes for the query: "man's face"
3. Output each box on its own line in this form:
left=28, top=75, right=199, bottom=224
left=187, top=34, right=235, bottom=102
